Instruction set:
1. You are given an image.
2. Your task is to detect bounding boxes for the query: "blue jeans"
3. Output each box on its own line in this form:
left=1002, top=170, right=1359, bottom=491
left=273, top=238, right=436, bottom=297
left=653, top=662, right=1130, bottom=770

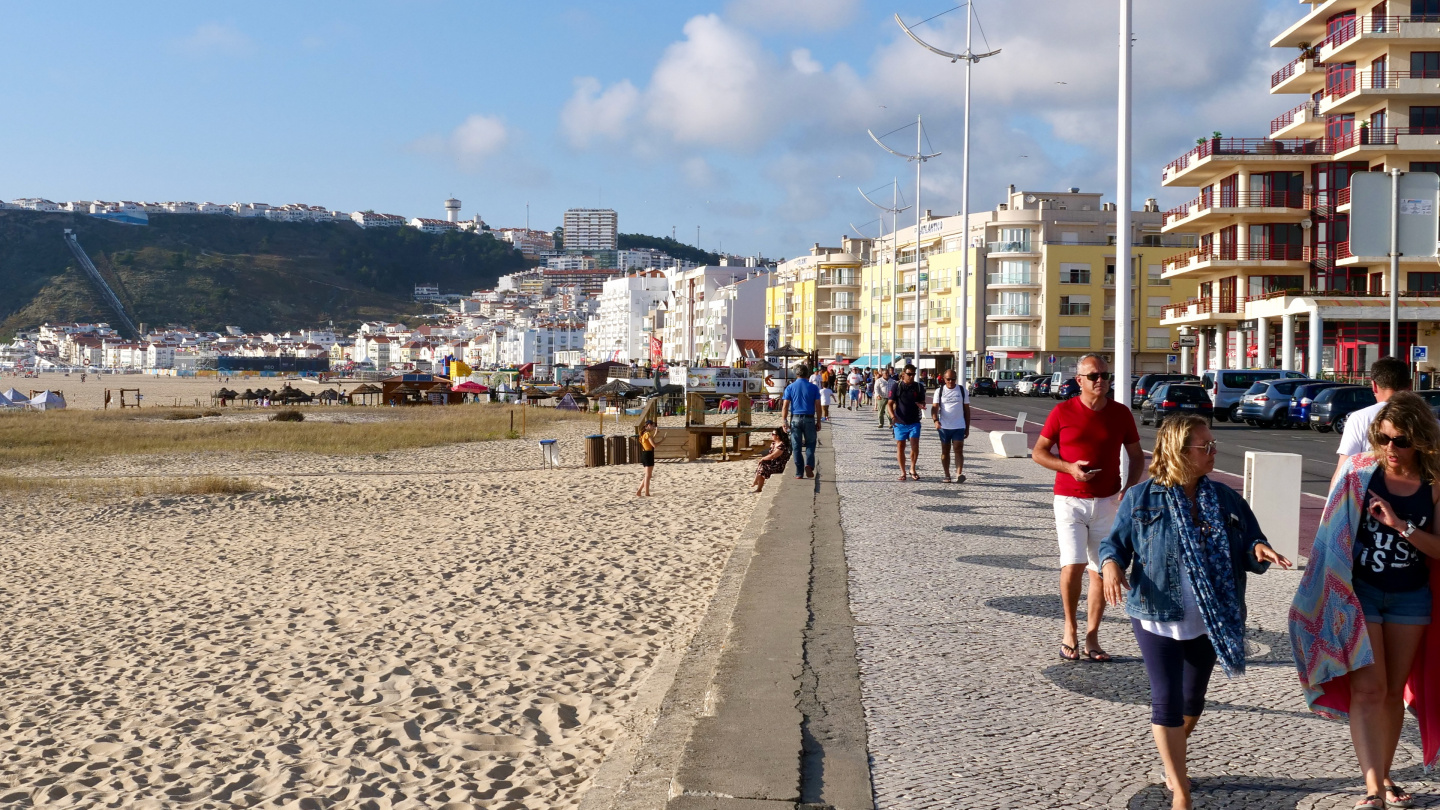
left=790, top=415, right=817, bottom=474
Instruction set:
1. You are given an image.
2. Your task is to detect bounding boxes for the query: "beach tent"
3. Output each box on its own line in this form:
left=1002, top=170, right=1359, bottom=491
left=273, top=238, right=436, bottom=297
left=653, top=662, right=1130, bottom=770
left=0, top=392, right=17, bottom=409
left=2, top=388, right=28, bottom=404
left=556, top=393, right=581, bottom=411
left=26, top=391, right=66, bottom=411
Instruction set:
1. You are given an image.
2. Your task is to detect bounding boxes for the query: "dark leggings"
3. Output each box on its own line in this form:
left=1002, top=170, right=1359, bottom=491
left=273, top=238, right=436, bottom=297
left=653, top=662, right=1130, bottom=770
left=1131, top=619, right=1218, bottom=727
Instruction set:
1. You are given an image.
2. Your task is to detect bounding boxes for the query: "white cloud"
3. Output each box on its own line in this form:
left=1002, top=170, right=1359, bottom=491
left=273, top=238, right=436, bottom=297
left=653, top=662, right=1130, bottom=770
left=644, top=15, right=779, bottom=149
left=560, top=77, right=640, bottom=148
left=410, top=114, right=510, bottom=171
left=174, top=22, right=254, bottom=57
left=726, top=0, right=860, bottom=31
left=790, top=48, right=823, bottom=76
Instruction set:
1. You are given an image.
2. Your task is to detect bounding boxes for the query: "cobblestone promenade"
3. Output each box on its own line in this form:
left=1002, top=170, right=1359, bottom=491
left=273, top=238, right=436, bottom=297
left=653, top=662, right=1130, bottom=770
left=826, top=407, right=1436, bottom=810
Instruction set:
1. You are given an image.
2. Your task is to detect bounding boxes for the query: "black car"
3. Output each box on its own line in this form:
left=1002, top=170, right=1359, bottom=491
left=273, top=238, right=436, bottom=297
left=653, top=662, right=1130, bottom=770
left=972, top=377, right=999, bottom=396
left=1033, top=377, right=1052, bottom=396
left=1055, top=378, right=1080, bottom=400
left=1132, top=373, right=1201, bottom=409
left=1139, top=383, right=1213, bottom=426
left=1308, top=385, right=1377, bottom=433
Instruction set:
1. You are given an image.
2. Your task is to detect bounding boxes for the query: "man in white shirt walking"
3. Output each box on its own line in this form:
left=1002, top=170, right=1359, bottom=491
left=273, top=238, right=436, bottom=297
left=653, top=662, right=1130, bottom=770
left=1332, top=356, right=1414, bottom=488
left=931, top=368, right=972, bottom=483
left=847, top=369, right=863, bottom=410
left=875, top=367, right=897, bottom=429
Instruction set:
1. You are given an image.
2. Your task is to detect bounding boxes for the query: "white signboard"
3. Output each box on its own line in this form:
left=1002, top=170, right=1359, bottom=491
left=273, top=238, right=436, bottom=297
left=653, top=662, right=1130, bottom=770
left=1349, top=172, right=1440, bottom=259
left=1413, top=345, right=1429, bottom=363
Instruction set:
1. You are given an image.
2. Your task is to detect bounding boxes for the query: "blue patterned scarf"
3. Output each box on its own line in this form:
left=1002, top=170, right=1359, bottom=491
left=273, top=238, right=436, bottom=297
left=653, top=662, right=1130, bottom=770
left=1162, top=478, right=1247, bottom=676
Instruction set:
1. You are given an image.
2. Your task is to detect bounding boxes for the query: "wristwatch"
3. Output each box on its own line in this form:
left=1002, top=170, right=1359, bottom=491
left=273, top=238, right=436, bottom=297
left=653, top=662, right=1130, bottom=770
left=1403, top=521, right=1418, bottom=539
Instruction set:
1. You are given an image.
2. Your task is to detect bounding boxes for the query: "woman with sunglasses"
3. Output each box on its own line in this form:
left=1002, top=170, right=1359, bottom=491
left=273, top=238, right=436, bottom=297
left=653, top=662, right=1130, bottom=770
left=1291, top=391, right=1440, bottom=810
left=1101, top=415, right=1290, bottom=810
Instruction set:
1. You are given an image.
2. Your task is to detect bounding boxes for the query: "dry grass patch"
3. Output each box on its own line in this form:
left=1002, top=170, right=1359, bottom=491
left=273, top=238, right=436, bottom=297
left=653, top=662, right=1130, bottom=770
left=0, top=404, right=610, bottom=463
left=0, top=475, right=260, bottom=498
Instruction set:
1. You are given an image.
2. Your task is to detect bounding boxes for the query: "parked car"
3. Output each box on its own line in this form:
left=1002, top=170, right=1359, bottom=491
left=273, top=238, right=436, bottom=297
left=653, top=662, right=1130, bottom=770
left=1015, top=374, right=1045, bottom=395
left=972, top=377, right=999, bottom=396
left=1033, top=377, right=1052, bottom=397
left=1236, top=378, right=1319, bottom=427
left=1202, top=368, right=1308, bottom=422
left=1417, top=389, right=1440, bottom=419
left=1288, top=381, right=1346, bottom=428
left=1308, top=385, right=1377, bottom=433
left=1055, top=378, right=1080, bottom=400
left=1132, top=373, right=1201, bottom=409
left=1139, top=383, right=1213, bottom=426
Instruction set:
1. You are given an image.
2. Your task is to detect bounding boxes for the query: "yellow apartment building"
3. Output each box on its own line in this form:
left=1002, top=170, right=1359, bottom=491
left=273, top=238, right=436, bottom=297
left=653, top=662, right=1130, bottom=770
left=858, top=186, right=1198, bottom=378
left=765, top=238, right=871, bottom=362
left=1160, top=0, right=1440, bottom=381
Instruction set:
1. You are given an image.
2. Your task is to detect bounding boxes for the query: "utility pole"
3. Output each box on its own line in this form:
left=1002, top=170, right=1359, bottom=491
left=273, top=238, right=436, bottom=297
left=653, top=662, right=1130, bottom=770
left=868, top=119, right=940, bottom=368
left=860, top=181, right=910, bottom=369
left=896, top=3, right=999, bottom=384
left=1116, top=0, right=1134, bottom=407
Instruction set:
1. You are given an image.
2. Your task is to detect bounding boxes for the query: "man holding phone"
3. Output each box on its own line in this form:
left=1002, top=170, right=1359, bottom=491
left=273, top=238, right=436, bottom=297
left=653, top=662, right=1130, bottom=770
left=1033, top=353, right=1143, bottom=663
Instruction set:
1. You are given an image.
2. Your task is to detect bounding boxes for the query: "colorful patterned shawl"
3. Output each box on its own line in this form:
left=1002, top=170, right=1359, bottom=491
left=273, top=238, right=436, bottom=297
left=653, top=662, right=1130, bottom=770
left=1288, top=453, right=1440, bottom=767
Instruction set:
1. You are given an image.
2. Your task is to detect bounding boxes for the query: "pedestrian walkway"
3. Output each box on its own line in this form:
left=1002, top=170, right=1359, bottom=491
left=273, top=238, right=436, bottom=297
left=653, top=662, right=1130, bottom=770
left=827, top=408, right=1434, bottom=810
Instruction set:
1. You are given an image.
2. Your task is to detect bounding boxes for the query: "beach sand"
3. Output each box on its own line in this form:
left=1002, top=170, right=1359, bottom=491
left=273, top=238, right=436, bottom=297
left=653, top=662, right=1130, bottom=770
left=0, top=410, right=773, bottom=808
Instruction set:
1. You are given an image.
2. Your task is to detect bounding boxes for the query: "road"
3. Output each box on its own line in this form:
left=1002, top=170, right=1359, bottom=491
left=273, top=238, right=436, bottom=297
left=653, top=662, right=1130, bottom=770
left=964, top=391, right=1345, bottom=498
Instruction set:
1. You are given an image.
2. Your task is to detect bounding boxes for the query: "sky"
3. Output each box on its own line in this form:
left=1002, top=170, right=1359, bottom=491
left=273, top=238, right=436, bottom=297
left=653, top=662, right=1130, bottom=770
left=2, top=0, right=1301, bottom=260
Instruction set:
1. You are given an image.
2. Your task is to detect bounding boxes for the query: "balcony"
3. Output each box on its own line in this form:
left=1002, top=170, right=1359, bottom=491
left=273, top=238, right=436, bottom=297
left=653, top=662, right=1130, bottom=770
left=986, top=240, right=1037, bottom=255
left=1270, top=53, right=1326, bottom=95
left=1331, top=126, right=1440, bottom=157
left=1269, top=100, right=1323, bottom=138
left=1159, top=296, right=1249, bottom=326
left=816, top=300, right=860, bottom=312
left=1320, top=15, right=1440, bottom=65
left=1161, top=244, right=1309, bottom=276
left=1161, top=137, right=1333, bottom=186
left=1161, top=190, right=1310, bottom=232
left=818, top=272, right=860, bottom=287
left=987, top=272, right=1040, bottom=287
left=987, top=304, right=1035, bottom=318
left=1322, top=70, right=1440, bottom=114
left=987, top=334, right=1040, bottom=349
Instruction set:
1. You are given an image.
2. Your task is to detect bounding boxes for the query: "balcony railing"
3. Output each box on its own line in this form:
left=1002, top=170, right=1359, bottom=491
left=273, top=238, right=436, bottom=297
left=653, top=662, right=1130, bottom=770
left=987, top=304, right=1033, bottom=317
left=1332, top=125, right=1440, bottom=151
left=1271, top=54, right=1323, bottom=88
left=987, top=334, right=1037, bottom=347
left=1326, top=70, right=1440, bottom=102
left=1162, top=137, right=1334, bottom=181
left=987, top=240, right=1034, bottom=254
left=1162, top=190, right=1309, bottom=225
left=1270, top=101, right=1318, bottom=134
left=1321, top=15, right=1440, bottom=54
left=1162, top=243, right=1308, bottom=270
left=987, top=272, right=1038, bottom=285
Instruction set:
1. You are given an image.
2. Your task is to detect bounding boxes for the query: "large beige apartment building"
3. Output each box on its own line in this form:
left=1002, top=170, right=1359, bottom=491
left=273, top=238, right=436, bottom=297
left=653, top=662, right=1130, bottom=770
left=765, top=238, right=871, bottom=362
left=1160, top=0, right=1440, bottom=379
left=857, top=186, right=1197, bottom=378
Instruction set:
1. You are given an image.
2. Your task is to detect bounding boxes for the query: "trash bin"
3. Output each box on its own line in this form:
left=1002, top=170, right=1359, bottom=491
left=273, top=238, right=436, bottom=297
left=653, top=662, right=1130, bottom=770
left=606, top=435, right=628, bottom=465
left=538, top=439, right=559, bottom=468
left=627, top=436, right=641, bottom=464
left=585, top=434, right=606, bottom=467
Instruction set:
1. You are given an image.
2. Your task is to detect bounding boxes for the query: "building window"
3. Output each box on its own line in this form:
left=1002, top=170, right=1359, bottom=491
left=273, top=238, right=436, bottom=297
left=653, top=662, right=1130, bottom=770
left=1146, top=328, right=1171, bottom=350
left=1146, top=296, right=1170, bottom=318
left=1147, top=264, right=1169, bottom=286
left=1059, top=263, right=1091, bottom=284
left=1058, top=295, right=1091, bottom=316
left=1058, top=326, right=1091, bottom=348
left=1408, top=272, right=1440, bottom=293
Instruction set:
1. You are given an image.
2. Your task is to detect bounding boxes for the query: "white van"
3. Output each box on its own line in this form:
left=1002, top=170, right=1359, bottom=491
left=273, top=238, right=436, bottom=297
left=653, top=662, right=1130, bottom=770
left=1202, top=368, right=1307, bottom=422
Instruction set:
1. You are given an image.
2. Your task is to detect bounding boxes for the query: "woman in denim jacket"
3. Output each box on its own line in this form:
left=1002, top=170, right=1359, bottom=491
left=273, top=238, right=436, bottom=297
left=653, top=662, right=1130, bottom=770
left=1100, top=414, right=1291, bottom=810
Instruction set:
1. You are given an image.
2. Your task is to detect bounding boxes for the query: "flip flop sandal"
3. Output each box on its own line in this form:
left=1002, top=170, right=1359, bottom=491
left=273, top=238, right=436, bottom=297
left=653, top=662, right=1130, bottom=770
left=1083, top=647, right=1112, bottom=663
left=1386, top=783, right=1415, bottom=808
left=1354, top=796, right=1385, bottom=809
left=942, top=476, right=953, bottom=483
left=956, top=474, right=967, bottom=483
left=1059, top=643, right=1081, bottom=662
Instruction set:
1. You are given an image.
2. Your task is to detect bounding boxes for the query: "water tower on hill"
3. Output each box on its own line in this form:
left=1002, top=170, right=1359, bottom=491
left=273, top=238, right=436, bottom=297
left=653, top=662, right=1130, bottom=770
left=444, top=196, right=461, bottom=223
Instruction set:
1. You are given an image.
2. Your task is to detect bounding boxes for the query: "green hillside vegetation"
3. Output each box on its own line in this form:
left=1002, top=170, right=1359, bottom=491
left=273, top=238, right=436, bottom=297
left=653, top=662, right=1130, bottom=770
left=0, top=211, right=527, bottom=338
left=617, top=232, right=721, bottom=266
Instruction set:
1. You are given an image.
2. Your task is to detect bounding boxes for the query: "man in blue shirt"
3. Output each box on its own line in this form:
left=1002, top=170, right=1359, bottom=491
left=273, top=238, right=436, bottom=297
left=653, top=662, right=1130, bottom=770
left=781, top=364, right=820, bottom=479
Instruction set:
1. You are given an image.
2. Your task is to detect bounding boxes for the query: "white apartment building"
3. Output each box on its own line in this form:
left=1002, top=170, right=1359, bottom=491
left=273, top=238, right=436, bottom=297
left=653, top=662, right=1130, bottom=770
left=495, top=228, right=556, bottom=256
left=660, top=266, right=769, bottom=363
left=496, top=324, right=587, bottom=367
left=410, top=217, right=459, bottom=234
left=586, top=271, right=670, bottom=363
left=562, top=208, right=618, bottom=250
left=351, top=211, right=406, bottom=228
left=546, top=255, right=597, bottom=271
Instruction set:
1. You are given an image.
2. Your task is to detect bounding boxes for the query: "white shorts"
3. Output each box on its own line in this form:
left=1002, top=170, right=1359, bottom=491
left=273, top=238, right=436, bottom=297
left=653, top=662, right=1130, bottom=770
left=1053, top=494, right=1121, bottom=572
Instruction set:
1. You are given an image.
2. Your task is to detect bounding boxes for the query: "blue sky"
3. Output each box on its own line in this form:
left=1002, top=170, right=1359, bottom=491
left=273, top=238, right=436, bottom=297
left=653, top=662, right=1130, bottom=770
left=2, top=0, right=1298, bottom=259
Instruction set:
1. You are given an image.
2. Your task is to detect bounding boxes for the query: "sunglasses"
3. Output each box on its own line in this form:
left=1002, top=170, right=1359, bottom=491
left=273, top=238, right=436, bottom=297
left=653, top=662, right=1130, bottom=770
left=1377, top=434, right=1414, bottom=449
left=1082, top=372, right=1112, bottom=382
left=1185, top=441, right=1218, bottom=455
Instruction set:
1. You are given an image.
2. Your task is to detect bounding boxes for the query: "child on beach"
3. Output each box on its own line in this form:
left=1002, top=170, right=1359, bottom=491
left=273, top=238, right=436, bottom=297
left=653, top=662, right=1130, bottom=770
left=751, top=428, right=792, bottom=493
left=636, top=420, right=657, bottom=497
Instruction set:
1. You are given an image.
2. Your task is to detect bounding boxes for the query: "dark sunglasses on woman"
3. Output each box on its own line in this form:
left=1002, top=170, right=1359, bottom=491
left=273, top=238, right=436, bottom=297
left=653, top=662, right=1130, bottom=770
left=1376, top=434, right=1413, bottom=449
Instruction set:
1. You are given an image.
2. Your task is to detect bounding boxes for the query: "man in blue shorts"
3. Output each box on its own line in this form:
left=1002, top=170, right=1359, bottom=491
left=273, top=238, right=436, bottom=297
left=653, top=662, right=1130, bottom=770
left=888, top=364, right=926, bottom=481
left=930, top=368, right=972, bottom=484
left=781, top=364, right=820, bottom=479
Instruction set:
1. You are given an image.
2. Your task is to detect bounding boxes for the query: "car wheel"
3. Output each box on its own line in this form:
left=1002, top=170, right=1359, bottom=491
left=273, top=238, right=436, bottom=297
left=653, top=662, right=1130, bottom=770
left=1228, top=404, right=1242, bottom=423
left=1316, top=424, right=1333, bottom=433
left=1335, top=413, right=1348, bottom=432
left=1215, top=410, right=1229, bottom=422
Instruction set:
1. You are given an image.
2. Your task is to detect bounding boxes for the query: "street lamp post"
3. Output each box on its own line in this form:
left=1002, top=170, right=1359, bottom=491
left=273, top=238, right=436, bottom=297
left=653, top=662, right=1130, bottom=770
left=869, top=118, right=940, bottom=369
left=861, top=180, right=911, bottom=369
left=1116, top=0, right=1134, bottom=407
left=896, top=4, right=1000, bottom=385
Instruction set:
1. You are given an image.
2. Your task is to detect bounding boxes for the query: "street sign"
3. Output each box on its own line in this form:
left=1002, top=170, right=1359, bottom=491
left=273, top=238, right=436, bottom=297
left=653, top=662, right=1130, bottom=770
left=1171, top=340, right=1180, bottom=351
left=1168, top=354, right=1178, bottom=363
left=1349, top=171, right=1440, bottom=259
left=1176, top=335, right=1198, bottom=348
left=1413, top=345, right=1429, bottom=363
left=1048, top=354, right=1056, bottom=364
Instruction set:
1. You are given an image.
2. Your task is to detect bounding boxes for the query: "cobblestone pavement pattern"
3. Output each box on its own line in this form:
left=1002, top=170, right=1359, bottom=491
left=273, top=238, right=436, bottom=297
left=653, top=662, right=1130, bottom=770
left=827, top=408, right=1437, bottom=809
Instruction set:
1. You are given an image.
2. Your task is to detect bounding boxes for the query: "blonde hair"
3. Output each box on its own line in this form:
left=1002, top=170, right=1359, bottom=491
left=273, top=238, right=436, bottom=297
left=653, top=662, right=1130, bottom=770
left=1148, top=414, right=1209, bottom=488
left=1368, top=391, right=1440, bottom=482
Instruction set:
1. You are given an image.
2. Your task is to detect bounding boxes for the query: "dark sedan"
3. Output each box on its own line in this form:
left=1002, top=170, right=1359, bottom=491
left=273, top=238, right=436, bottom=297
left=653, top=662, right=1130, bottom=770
left=1033, top=377, right=1052, bottom=396
left=972, top=377, right=999, bottom=396
left=1055, top=378, right=1080, bottom=400
left=1309, top=385, right=1377, bottom=433
left=1288, top=381, right=1345, bottom=427
left=1139, top=383, right=1213, bottom=426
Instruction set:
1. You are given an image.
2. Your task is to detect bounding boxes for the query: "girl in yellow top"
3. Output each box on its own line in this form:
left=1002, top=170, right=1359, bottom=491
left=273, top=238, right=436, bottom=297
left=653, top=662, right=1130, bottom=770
left=636, top=420, right=657, bottom=497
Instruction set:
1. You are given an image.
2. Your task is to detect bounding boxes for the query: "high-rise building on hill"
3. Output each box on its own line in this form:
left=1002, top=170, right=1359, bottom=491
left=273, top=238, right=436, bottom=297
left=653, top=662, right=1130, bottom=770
left=562, top=208, right=618, bottom=250
left=1160, top=0, right=1440, bottom=384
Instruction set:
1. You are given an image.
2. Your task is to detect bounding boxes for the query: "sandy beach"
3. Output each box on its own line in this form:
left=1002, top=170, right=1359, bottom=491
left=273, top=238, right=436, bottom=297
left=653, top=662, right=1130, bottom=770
left=0, top=398, right=773, bottom=808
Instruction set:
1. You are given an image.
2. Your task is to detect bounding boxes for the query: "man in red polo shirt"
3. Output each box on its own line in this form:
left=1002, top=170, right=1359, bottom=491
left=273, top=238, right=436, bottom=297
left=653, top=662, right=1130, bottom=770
left=1033, top=354, right=1143, bottom=663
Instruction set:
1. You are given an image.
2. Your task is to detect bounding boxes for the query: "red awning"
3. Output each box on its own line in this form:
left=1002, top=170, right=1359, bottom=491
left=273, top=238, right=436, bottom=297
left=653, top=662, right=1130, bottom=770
left=1008, top=351, right=1036, bottom=359
left=452, top=381, right=489, bottom=393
